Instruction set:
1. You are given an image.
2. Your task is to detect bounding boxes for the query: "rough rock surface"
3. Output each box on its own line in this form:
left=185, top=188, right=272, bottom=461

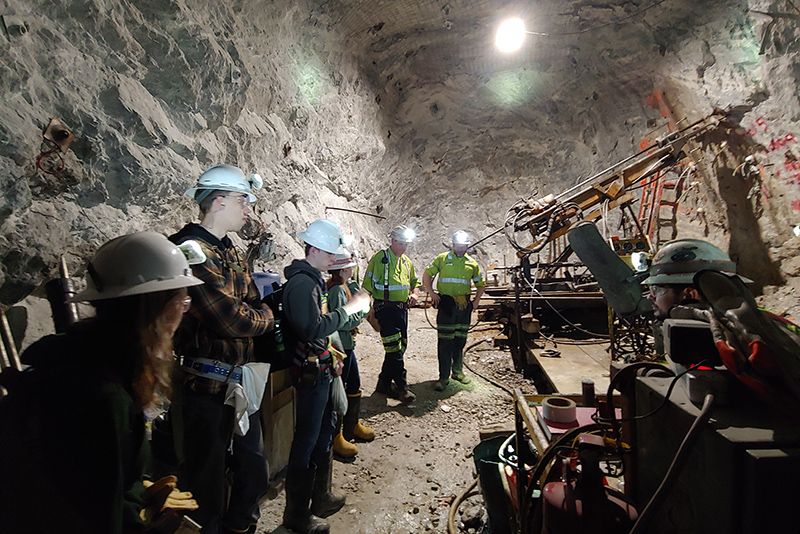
left=2, top=0, right=799, bottom=328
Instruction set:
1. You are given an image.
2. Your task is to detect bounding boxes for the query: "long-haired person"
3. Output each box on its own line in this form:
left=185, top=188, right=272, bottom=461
left=0, top=232, right=203, bottom=534
left=326, top=251, right=375, bottom=458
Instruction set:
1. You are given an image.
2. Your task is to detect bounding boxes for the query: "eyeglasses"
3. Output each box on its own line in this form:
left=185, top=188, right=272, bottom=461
left=648, top=286, right=671, bottom=298
left=225, top=195, right=251, bottom=208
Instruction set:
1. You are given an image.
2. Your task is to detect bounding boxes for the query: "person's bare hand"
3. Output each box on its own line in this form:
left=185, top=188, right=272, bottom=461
left=344, top=290, right=370, bottom=315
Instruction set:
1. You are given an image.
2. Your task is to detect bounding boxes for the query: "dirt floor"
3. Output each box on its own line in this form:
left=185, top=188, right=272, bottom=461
left=255, top=308, right=551, bottom=534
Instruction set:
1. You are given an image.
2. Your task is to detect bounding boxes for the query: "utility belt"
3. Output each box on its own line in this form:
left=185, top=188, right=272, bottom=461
left=181, top=357, right=243, bottom=384
left=292, top=350, right=333, bottom=389
left=374, top=299, right=409, bottom=311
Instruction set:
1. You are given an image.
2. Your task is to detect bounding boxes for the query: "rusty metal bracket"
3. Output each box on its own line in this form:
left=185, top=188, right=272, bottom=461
left=43, top=117, right=75, bottom=154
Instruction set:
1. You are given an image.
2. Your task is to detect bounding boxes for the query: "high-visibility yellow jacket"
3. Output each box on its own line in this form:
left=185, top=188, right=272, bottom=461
left=425, top=251, right=486, bottom=297
left=363, top=248, right=418, bottom=302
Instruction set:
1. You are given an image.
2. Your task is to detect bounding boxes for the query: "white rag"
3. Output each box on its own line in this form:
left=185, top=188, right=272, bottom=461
left=224, top=362, right=270, bottom=436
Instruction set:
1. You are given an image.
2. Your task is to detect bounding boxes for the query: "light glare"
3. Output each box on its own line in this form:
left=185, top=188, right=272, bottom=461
left=453, top=230, right=470, bottom=245
left=496, top=18, right=526, bottom=53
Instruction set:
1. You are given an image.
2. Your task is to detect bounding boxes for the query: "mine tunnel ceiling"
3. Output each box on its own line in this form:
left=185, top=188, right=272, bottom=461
left=327, top=0, right=735, bottom=126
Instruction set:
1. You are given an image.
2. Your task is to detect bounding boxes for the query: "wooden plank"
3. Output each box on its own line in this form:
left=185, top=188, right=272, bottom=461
left=509, top=312, right=540, bottom=334
left=262, top=369, right=295, bottom=480
left=532, top=341, right=611, bottom=395
left=272, top=385, right=294, bottom=411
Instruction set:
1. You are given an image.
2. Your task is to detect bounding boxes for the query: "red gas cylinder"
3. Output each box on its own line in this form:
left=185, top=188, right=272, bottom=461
left=542, top=480, right=638, bottom=534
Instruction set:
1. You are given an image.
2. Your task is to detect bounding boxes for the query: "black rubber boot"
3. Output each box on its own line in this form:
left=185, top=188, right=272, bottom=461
left=283, top=465, right=330, bottom=534
left=396, top=386, right=416, bottom=405
left=375, top=377, right=394, bottom=396
left=310, top=449, right=346, bottom=518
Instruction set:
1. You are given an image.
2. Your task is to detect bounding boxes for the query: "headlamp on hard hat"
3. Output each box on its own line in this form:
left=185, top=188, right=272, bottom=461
left=390, top=225, right=416, bottom=244
left=177, top=240, right=207, bottom=265
left=631, top=252, right=651, bottom=273
left=249, top=173, right=264, bottom=190
left=453, top=230, right=470, bottom=246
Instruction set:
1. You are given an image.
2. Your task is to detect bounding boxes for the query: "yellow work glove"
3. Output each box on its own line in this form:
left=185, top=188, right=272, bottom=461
left=140, top=476, right=199, bottom=524
left=327, top=337, right=348, bottom=361
left=454, top=295, right=469, bottom=311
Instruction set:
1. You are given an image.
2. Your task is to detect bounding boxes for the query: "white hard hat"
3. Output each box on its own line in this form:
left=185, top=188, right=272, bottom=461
left=642, top=239, right=752, bottom=285
left=185, top=164, right=262, bottom=203
left=298, top=219, right=347, bottom=255
left=453, top=230, right=470, bottom=245
left=390, top=225, right=416, bottom=244
left=329, top=251, right=357, bottom=271
left=73, top=232, right=204, bottom=302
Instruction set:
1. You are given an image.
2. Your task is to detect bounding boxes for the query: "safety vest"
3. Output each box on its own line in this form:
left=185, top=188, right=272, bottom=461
left=363, top=248, right=418, bottom=302
left=425, top=251, right=485, bottom=297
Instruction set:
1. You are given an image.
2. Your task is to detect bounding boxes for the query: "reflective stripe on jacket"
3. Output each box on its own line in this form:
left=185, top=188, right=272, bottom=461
left=425, top=251, right=486, bottom=297
left=363, top=248, right=418, bottom=302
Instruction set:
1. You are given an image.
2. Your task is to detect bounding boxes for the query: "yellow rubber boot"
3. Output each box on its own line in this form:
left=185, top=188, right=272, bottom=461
left=332, top=431, right=357, bottom=458
left=344, top=391, right=376, bottom=442
left=352, top=420, right=375, bottom=442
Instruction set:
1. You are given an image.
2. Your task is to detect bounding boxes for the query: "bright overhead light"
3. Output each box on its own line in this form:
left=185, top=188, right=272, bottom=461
left=496, top=18, right=526, bottom=53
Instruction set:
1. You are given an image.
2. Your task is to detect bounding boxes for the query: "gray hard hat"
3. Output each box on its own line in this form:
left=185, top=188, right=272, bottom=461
left=73, top=232, right=204, bottom=301
left=642, top=239, right=752, bottom=285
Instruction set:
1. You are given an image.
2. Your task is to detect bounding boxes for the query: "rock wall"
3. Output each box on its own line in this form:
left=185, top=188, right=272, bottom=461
left=0, top=0, right=388, bottom=312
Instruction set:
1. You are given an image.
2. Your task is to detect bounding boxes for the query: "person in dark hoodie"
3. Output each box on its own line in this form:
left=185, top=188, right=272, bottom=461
left=281, top=219, right=370, bottom=534
left=0, top=232, right=202, bottom=534
left=169, top=164, right=275, bottom=534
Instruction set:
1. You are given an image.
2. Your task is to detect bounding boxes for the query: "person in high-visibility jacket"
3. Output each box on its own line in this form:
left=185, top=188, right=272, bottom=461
left=422, top=230, right=486, bottom=391
left=362, top=225, right=420, bottom=405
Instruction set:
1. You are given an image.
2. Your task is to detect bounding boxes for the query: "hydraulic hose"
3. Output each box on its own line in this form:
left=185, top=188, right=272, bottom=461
left=461, top=338, right=515, bottom=396
left=447, top=478, right=479, bottom=534
left=445, top=337, right=508, bottom=534
left=628, top=392, right=715, bottom=534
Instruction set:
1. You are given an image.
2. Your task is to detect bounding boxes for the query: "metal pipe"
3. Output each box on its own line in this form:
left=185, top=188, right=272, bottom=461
left=0, top=310, right=21, bottom=371
left=468, top=225, right=506, bottom=250
left=45, top=256, right=80, bottom=333
left=324, top=206, right=386, bottom=219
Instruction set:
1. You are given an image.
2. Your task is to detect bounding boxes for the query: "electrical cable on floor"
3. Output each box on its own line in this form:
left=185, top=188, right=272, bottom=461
left=422, top=291, right=484, bottom=332
left=461, top=338, right=515, bottom=397
left=445, top=336, right=514, bottom=533
left=447, top=479, right=479, bottom=534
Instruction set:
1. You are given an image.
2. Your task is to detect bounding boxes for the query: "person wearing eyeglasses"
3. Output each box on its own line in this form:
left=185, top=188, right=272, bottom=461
left=169, top=164, right=275, bottom=534
left=0, top=232, right=202, bottom=534
left=643, top=239, right=751, bottom=320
